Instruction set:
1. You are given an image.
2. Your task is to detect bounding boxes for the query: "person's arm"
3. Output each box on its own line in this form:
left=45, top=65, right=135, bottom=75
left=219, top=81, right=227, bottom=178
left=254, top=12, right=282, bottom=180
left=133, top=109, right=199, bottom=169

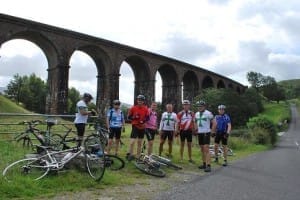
left=78, top=107, right=91, bottom=115
left=227, top=123, right=232, bottom=134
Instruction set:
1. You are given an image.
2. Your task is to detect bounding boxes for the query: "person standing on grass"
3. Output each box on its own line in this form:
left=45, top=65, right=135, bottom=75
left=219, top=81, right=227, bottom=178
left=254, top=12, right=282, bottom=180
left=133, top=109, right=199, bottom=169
left=74, top=93, right=96, bottom=147
left=213, top=104, right=232, bottom=166
left=106, top=99, right=125, bottom=156
left=159, top=103, right=178, bottom=158
left=145, top=102, right=158, bottom=155
left=177, top=100, right=195, bottom=163
left=126, top=95, right=149, bottom=161
left=194, top=100, right=216, bottom=172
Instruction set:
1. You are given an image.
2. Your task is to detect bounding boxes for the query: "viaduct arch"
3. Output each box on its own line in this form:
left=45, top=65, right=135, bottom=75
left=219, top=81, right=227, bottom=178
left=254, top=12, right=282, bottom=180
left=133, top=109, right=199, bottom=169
left=0, top=13, right=246, bottom=114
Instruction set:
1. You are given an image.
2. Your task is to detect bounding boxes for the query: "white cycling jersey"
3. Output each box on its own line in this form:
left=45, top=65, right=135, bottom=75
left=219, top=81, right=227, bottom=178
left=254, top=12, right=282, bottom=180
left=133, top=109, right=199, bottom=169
left=195, top=110, right=214, bottom=133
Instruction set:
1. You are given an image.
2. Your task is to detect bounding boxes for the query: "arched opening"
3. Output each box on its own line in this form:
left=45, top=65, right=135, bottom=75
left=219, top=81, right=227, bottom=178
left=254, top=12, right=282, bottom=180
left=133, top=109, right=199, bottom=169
left=120, top=62, right=134, bottom=105
left=158, top=64, right=179, bottom=111
left=236, top=87, right=241, bottom=94
left=69, top=51, right=98, bottom=101
left=0, top=39, right=48, bottom=113
left=123, top=55, right=151, bottom=105
left=228, top=83, right=233, bottom=89
left=155, top=72, right=162, bottom=103
left=202, top=75, right=214, bottom=89
left=217, top=80, right=226, bottom=89
left=182, top=71, right=199, bottom=103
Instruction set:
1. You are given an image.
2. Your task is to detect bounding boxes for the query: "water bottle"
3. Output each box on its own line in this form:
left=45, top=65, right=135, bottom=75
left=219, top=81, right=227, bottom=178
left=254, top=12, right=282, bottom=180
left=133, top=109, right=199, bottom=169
left=61, top=152, right=73, bottom=162
left=96, top=150, right=104, bottom=157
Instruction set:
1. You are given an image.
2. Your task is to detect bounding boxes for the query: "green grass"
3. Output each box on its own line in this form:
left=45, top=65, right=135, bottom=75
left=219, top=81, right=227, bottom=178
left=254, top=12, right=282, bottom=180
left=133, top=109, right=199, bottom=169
left=0, top=95, right=30, bottom=113
left=259, top=101, right=290, bottom=124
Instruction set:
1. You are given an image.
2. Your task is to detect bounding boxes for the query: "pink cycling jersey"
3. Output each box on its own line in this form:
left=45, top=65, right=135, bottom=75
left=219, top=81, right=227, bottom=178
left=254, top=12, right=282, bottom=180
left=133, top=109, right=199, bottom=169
left=145, top=109, right=157, bottom=129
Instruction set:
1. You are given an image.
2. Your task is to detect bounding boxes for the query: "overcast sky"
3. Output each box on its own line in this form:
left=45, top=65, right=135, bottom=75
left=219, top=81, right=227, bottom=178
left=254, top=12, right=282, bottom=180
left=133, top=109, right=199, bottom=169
left=1, top=0, right=300, bottom=104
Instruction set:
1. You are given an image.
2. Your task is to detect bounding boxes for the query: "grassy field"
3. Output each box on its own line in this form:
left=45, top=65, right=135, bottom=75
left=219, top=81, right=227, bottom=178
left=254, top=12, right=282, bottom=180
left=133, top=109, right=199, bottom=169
left=0, top=96, right=291, bottom=199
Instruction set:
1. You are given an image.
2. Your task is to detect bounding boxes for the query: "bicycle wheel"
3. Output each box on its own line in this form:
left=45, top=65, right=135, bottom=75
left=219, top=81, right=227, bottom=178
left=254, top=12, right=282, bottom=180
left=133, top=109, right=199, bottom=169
left=3, top=158, right=50, bottom=182
left=84, top=135, right=106, bottom=181
left=150, top=154, right=182, bottom=170
left=50, top=134, right=64, bottom=150
left=134, top=160, right=166, bottom=177
left=105, top=154, right=125, bottom=170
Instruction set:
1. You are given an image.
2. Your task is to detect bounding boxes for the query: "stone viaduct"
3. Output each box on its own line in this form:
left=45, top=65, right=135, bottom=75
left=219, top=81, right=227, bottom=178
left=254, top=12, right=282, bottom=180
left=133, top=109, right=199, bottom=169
left=0, top=13, right=246, bottom=115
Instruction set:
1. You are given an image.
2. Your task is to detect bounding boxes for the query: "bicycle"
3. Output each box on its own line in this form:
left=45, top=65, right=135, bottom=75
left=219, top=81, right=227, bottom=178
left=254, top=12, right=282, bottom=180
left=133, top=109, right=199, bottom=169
left=3, top=136, right=106, bottom=182
left=14, top=119, right=62, bottom=151
left=51, top=124, right=79, bottom=150
left=85, top=120, right=125, bottom=170
left=209, top=144, right=234, bottom=158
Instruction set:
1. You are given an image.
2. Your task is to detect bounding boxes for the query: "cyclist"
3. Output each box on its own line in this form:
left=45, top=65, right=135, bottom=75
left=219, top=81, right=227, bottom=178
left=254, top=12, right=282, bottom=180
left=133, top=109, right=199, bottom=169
left=177, top=100, right=195, bottom=163
left=194, top=100, right=216, bottom=172
left=213, top=104, right=232, bottom=166
left=145, top=102, right=158, bottom=155
left=106, top=99, right=125, bottom=155
left=158, top=103, right=178, bottom=158
left=127, top=95, right=149, bottom=161
left=74, top=93, right=96, bottom=147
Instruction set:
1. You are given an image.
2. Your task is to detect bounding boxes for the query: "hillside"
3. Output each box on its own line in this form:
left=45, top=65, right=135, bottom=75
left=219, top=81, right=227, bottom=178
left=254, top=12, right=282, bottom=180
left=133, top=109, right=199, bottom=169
left=0, top=95, right=30, bottom=113
left=278, top=79, right=300, bottom=99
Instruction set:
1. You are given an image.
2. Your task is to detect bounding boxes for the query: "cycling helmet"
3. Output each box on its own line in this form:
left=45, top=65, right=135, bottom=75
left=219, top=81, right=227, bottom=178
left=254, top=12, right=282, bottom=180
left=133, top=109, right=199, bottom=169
left=218, top=104, right=226, bottom=109
left=83, top=93, right=93, bottom=100
left=113, top=99, right=121, bottom=105
left=136, top=94, right=146, bottom=101
left=182, top=100, right=190, bottom=105
left=196, top=100, right=206, bottom=107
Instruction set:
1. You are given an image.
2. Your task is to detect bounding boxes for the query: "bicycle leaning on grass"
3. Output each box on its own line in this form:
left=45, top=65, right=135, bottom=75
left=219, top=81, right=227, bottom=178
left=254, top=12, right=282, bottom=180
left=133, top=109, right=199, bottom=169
left=2, top=137, right=106, bottom=182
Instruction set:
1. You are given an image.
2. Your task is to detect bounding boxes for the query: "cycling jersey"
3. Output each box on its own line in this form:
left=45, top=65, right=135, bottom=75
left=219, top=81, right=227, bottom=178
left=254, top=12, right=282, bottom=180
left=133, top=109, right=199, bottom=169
left=177, top=110, right=194, bottom=131
left=107, top=108, right=124, bottom=128
left=195, top=110, right=214, bottom=133
left=128, top=105, right=149, bottom=129
left=145, top=108, right=157, bottom=129
left=215, top=114, right=231, bottom=133
left=159, top=112, right=177, bottom=131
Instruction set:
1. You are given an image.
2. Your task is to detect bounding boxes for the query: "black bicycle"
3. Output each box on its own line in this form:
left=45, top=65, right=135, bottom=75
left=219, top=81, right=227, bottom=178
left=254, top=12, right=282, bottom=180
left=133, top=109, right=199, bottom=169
left=85, top=120, right=125, bottom=171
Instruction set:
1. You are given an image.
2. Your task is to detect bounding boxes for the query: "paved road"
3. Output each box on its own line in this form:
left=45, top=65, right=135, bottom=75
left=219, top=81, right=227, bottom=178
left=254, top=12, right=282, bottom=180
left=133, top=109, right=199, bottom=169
left=155, top=105, right=300, bottom=200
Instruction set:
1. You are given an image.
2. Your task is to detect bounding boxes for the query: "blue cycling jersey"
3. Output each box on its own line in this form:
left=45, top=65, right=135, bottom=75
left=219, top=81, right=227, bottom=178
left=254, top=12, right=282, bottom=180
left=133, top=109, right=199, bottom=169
left=107, top=109, right=124, bottom=128
left=215, top=114, right=231, bottom=133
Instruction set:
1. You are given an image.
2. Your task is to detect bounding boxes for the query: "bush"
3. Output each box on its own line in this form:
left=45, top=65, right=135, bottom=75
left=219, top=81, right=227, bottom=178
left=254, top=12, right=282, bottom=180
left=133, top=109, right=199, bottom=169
left=249, top=127, right=270, bottom=145
left=247, top=116, right=277, bottom=145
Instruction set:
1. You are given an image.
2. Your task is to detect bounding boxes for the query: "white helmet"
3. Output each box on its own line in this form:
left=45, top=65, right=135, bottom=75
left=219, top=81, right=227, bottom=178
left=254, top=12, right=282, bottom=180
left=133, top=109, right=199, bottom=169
left=218, top=105, right=226, bottom=109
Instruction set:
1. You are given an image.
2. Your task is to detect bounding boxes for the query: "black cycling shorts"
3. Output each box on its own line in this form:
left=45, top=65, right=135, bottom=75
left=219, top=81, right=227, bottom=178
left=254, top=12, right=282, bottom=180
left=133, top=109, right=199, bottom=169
left=198, top=132, right=211, bottom=145
left=180, top=130, right=193, bottom=142
left=130, top=125, right=145, bottom=139
left=145, top=128, right=156, bottom=141
left=75, top=123, right=86, bottom=137
left=109, top=127, right=122, bottom=139
left=215, top=133, right=228, bottom=145
left=160, top=130, right=174, bottom=141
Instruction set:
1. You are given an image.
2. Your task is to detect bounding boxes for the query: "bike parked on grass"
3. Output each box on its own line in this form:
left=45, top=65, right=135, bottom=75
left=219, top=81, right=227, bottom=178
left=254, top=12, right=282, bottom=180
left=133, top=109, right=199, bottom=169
left=3, top=136, right=106, bottom=182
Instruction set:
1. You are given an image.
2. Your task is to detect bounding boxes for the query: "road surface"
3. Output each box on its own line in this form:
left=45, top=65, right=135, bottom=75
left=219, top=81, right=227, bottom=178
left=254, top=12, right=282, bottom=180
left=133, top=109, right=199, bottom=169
left=155, top=105, right=300, bottom=200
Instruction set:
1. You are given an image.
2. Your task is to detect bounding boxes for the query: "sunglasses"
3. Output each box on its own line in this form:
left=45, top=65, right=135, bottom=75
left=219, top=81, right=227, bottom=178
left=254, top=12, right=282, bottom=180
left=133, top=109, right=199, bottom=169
left=114, top=103, right=120, bottom=105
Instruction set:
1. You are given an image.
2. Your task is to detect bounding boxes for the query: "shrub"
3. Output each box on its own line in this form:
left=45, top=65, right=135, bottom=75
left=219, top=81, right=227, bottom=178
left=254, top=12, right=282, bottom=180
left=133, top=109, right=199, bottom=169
left=247, top=116, right=277, bottom=145
left=249, top=127, right=270, bottom=145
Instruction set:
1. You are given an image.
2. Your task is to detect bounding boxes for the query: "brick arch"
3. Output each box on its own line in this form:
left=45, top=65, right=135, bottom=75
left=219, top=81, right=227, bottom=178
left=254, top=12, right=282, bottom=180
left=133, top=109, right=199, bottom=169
left=202, top=75, right=214, bottom=89
left=157, top=64, right=180, bottom=111
left=6, top=30, right=59, bottom=67
left=182, top=70, right=199, bottom=102
left=217, top=80, right=226, bottom=88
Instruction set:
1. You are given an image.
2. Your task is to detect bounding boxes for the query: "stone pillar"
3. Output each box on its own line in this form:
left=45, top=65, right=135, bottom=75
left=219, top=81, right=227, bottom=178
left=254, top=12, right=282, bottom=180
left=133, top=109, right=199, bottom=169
left=134, top=79, right=155, bottom=106
left=162, top=83, right=182, bottom=112
left=46, top=64, right=69, bottom=114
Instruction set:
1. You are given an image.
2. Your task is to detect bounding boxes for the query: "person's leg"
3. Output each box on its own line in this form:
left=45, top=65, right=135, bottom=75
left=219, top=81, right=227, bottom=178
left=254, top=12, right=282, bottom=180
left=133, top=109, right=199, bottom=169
left=198, top=134, right=206, bottom=169
left=114, top=128, right=122, bottom=155
left=137, top=138, right=143, bottom=157
left=127, top=126, right=137, bottom=159
left=179, top=131, right=185, bottom=160
left=75, top=123, right=85, bottom=147
left=222, top=136, right=228, bottom=166
left=147, top=140, right=153, bottom=155
left=159, top=131, right=167, bottom=156
left=204, top=133, right=211, bottom=172
left=187, top=141, right=192, bottom=160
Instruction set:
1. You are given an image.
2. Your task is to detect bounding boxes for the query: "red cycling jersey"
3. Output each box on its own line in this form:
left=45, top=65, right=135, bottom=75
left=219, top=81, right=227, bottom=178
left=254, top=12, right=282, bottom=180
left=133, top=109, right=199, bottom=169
left=128, top=105, right=149, bottom=129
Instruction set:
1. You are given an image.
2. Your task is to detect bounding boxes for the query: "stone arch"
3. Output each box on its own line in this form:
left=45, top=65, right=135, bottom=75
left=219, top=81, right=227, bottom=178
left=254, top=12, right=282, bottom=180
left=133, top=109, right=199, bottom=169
left=6, top=30, right=58, bottom=67
left=202, top=75, right=214, bottom=89
left=157, top=64, right=180, bottom=110
left=228, top=83, right=233, bottom=89
left=70, top=45, right=112, bottom=112
left=182, top=70, right=199, bottom=102
left=236, top=86, right=241, bottom=94
left=217, top=80, right=226, bottom=89
left=123, top=55, right=152, bottom=104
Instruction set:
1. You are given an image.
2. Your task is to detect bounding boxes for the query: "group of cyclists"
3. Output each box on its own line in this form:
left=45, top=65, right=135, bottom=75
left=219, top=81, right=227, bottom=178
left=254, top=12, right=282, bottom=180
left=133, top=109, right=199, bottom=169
left=74, top=93, right=231, bottom=173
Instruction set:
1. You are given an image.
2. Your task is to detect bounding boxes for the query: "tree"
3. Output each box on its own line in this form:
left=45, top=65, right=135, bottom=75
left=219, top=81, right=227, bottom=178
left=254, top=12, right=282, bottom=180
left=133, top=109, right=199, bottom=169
left=68, top=87, right=81, bottom=114
left=247, top=71, right=264, bottom=90
left=4, top=74, right=24, bottom=104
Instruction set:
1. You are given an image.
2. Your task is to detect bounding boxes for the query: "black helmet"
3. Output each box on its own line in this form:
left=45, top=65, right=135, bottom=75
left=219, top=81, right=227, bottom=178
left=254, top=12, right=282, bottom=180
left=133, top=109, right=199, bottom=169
left=83, top=93, right=93, bottom=100
left=196, top=100, right=206, bottom=107
left=136, top=94, right=145, bottom=101
left=113, top=99, right=121, bottom=105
